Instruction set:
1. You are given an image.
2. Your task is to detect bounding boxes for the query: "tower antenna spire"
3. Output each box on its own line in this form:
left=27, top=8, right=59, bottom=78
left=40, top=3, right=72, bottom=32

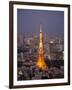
left=40, top=24, right=42, bottom=32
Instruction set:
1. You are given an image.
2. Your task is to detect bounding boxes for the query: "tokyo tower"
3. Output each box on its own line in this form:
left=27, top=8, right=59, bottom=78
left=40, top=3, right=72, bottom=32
left=36, top=25, right=47, bottom=70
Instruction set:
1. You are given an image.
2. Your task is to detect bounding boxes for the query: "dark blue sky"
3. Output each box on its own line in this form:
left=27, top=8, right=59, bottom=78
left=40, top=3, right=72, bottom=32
left=17, top=9, right=64, bottom=38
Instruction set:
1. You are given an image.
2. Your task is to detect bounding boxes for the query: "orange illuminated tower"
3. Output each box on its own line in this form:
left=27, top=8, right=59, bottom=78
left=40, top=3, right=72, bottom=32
left=36, top=25, right=47, bottom=70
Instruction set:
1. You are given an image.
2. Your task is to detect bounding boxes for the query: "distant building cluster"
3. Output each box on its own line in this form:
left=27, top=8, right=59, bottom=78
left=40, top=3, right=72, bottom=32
left=17, top=34, right=64, bottom=60
left=17, top=34, right=64, bottom=80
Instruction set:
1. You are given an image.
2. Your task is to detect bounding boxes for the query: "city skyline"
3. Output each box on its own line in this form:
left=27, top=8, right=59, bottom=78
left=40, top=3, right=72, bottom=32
left=17, top=9, right=64, bottom=38
left=17, top=9, right=64, bottom=81
left=17, top=24, right=64, bottom=81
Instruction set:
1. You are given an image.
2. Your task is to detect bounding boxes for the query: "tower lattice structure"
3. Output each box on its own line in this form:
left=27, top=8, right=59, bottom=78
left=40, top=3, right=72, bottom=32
left=36, top=25, right=47, bottom=70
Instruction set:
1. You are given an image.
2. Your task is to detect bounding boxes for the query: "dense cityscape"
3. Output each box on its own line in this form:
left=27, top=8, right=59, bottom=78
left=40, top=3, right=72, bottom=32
left=17, top=32, right=64, bottom=80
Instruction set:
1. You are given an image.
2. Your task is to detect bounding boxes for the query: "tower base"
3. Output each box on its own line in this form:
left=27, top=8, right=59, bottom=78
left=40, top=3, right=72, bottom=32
left=36, top=55, right=47, bottom=70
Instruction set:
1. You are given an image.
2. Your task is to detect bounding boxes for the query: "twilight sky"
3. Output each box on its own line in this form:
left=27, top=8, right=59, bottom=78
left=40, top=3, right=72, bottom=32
left=17, top=9, right=64, bottom=38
